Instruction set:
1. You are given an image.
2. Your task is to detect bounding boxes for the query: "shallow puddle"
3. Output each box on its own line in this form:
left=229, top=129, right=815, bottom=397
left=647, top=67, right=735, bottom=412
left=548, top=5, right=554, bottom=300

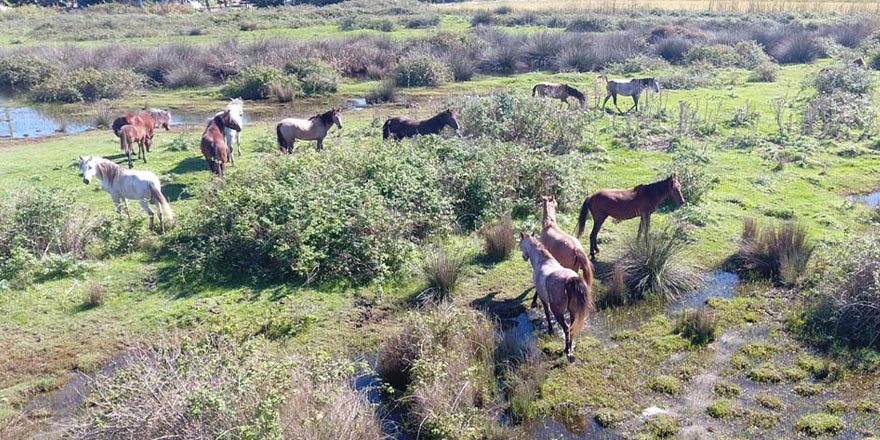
left=668, top=270, right=740, bottom=313
left=524, top=415, right=622, bottom=439
left=353, top=372, right=410, bottom=440
left=848, top=190, right=880, bottom=208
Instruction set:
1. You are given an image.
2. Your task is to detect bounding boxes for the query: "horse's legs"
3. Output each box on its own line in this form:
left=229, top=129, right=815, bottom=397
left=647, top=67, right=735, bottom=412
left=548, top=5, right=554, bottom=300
left=612, top=93, right=623, bottom=114
left=317, top=137, right=324, bottom=151
left=589, top=215, right=607, bottom=260
left=602, top=94, right=611, bottom=111
left=638, top=214, right=651, bottom=242
left=542, top=301, right=554, bottom=335
left=140, top=141, right=147, bottom=164
left=629, top=94, right=639, bottom=113
left=554, top=310, right=572, bottom=356
left=138, top=199, right=155, bottom=231
left=126, top=150, right=133, bottom=169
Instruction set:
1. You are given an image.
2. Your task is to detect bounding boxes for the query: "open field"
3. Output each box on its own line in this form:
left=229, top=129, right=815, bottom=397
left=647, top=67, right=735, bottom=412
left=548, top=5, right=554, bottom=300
left=2, top=1, right=880, bottom=439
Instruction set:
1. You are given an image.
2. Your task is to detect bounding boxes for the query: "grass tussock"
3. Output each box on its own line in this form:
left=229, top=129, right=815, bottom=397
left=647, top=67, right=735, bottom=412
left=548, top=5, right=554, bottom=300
left=675, top=307, right=717, bottom=345
left=481, top=215, right=514, bottom=262
left=733, top=218, right=813, bottom=286
left=418, top=243, right=468, bottom=303
left=616, top=225, right=702, bottom=302
left=81, top=283, right=105, bottom=309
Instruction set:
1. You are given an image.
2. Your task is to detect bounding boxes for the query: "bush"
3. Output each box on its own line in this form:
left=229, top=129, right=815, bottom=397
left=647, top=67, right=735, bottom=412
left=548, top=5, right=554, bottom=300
left=0, top=54, right=59, bottom=92
left=270, top=76, right=301, bottom=103
left=284, top=58, right=340, bottom=95
left=653, top=37, right=693, bottom=64
left=164, top=62, right=212, bottom=88
left=801, top=237, right=880, bottom=350
left=71, top=334, right=383, bottom=439
left=795, top=413, right=845, bottom=436
left=771, top=35, right=825, bottom=64
left=223, top=65, right=291, bottom=100
left=675, top=308, right=717, bottom=345
left=393, top=55, right=453, bottom=87
left=712, top=381, right=741, bottom=398
left=684, top=44, right=737, bottom=67
left=665, top=143, right=714, bottom=206
left=481, top=216, right=514, bottom=262
left=748, top=62, right=779, bottom=82
left=707, top=399, right=741, bottom=419
left=812, top=65, right=873, bottom=96
left=616, top=225, right=701, bottom=302
left=660, top=65, right=717, bottom=90
left=647, top=375, right=682, bottom=395
left=606, top=55, right=670, bottom=75
left=733, top=218, right=813, bottom=286
left=81, top=282, right=105, bottom=309
left=418, top=243, right=468, bottom=303
left=30, top=68, right=143, bottom=103
left=366, top=79, right=396, bottom=104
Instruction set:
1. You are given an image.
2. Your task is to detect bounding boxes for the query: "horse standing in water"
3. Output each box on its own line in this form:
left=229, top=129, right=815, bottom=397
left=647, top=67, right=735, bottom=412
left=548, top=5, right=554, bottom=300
left=78, top=156, right=173, bottom=232
left=576, top=174, right=685, bottom=260
left=214, top=98, right=244, bottom=164
left=382, top=109, right=460, bottom=141
left=201, top=110, right=241, bottom=178
left=598, top=75, right=661, bottom=114
left=276, top=108, right=342, bottom=153
left=532, top=83, right=587, bottom=109
left=520, top=232, right=593, bottom=357
left=118, top=124, right=152, bottom=169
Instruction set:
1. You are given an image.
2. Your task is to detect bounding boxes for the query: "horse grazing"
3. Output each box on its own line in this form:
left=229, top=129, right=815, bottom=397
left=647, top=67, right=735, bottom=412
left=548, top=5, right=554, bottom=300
left=111, top=109, right=171, bottom=139
left=532, top=83, right=587, bottom=109
left=598, top=75, right=661, bottom=114
left=576, top=174, right=685, bottom=260
left=200, top=109, right=241, bottom=178
left=382, top=109, right=461, bottom=141
left=520, top=232, right=593, bottom=357
left=276, top=108, right=342, bottom=153
left=118, top=124, right=153, bottom=169
left=214, top=98, right=244, bottom=164
left=78, top=156, right=173, bottom=233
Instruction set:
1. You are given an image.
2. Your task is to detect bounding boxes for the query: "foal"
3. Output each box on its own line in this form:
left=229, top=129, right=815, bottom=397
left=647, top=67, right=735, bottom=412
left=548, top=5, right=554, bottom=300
left=201, top=110, right=241, bottom=178
left=118, top=124, right=152, bottom=169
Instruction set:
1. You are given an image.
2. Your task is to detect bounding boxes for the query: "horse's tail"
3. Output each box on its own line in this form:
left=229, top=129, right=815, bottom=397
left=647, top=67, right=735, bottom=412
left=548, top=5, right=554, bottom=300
left=574, top=248, right=594, bottom=288
left=532, top=84, right=539, bottom=97
left=576, top=196, right=592, bottom=238
left=149, top=180, right=174, bottom=226
left=382, top=119, right=391, bottom=140
left=276, top=123, right=287, bottom=151
left=119, top=129, right=130, bottom=153
left=565, top=277, right=592, bottom=338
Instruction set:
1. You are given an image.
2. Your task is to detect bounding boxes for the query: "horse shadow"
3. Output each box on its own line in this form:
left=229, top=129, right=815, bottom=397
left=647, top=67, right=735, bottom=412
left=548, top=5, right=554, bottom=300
left=169, top=157, right=207, bottom=175
left=469, top=287, right=533, bottom=321
left=162, top=183, right=191, bottom=202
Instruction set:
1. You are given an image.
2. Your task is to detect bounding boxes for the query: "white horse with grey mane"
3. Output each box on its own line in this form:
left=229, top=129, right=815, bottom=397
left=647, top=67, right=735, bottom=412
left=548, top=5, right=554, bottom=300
left=214, top=98, right=244, bottom=164
left=78, top=156, right=174, bottom=233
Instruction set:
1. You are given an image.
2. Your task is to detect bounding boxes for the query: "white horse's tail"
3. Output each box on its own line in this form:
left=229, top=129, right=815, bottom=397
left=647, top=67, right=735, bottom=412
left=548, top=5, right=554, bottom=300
left=149, top=181, right=174, bottom=226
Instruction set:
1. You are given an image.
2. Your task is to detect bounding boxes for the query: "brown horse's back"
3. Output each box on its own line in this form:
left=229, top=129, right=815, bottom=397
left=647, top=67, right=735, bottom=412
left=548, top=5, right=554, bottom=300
left=201, top=122, right=228, bottom=176
left=589, top=188, right=643, bottom=221
left=541, top=227, right=593, bottom=287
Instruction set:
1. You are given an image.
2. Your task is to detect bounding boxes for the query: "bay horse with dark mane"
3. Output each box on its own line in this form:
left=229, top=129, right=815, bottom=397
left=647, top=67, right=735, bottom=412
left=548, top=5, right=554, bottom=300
left=576, top=174, right=685, bottom=260
left=118, top=124, right=152, bottom=169
left=201, top=110, right=241, bottom=178
left=532, top=83, right=587, bottom=109
left=382, top=109, right=460, bottom=141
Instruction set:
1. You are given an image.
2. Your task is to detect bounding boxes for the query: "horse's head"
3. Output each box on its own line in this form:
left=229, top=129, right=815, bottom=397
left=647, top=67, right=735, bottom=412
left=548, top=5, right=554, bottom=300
left=669, top=173, right=685, bottom=205
left=649, top=78, right=661, bottom=93
left=79, top=155, right=96, bottom=184
left=218, top=110, right=242, bottom=132
left=519, top=231, right=534, bottom=261
left=540, top=195, right=558, bottom=221
left=444, top=109, right=461, bottom=132
left=331, top=108, right=343, bottom=130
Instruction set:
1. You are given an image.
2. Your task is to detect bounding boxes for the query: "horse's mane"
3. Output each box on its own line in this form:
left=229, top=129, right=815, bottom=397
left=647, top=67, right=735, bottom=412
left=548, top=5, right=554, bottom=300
left=565, top=84, right=585, bottom=101
left=95, top=159, right=122, bottom=186
left=311, top=110, right=335, bottom=125
left=425, top=110, right=452, bottom=123
left=524, top=236, right=555, bottom=260
left=636, top=176, right=672, bottom=196
left=638, top=78, right=656, bottom=86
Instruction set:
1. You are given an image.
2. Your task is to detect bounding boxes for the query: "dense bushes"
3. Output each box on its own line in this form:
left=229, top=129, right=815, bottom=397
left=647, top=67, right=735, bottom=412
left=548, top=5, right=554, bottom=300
left=0, top=54, right=59, bottom=92
left=284, top=58, right=341, bottom=95
left=801, top=237, right=880, bottom=350
left=803, top=65, right=875, bottom=139
left=222, top=65, right=296, bottom=100
left=72, top=334, right=382, bottom=439
left=393, top=55, right=453, bottom=87
left=29, top=68, right=143, bottom=103
left=616, top=225, right=701, bottom=301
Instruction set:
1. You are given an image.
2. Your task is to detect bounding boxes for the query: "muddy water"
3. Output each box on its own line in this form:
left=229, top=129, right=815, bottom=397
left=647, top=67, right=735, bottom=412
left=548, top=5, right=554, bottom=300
left=525, top=416, right=624, bottom=439
left=353, top=372, right=410, bottom=440
left=849, top=190, right=880, bottom=208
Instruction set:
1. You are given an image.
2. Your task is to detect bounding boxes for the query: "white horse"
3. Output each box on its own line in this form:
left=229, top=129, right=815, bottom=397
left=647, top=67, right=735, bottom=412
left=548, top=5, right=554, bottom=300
left=214, top=98, right=244, bottom=163
left=79, top=156, right=174, bottom=233
left=276, top=108, right=342, bottom=153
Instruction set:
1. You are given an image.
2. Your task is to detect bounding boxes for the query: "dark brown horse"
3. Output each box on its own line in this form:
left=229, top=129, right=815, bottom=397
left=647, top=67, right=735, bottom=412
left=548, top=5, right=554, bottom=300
left=111, top=109, right=171, bottom=140
left=576, top=174, right=685, bottom=260
left=382, top=109, right=460, bottom=141
left=532, top=83, right=587, bottom=109
left=201, top=110, right=241, bottom=178
left=118, top=124, right=152, bottom=169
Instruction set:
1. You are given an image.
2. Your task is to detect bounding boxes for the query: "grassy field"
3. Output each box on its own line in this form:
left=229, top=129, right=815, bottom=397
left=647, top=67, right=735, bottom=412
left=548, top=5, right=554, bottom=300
left=2, top=1, right=880, bottom=439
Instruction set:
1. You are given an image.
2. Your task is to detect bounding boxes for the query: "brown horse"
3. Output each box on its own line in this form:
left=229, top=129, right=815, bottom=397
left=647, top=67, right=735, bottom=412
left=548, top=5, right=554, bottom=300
left=111, top=109, right=170, bottom=140
left=532, top=83, right=587, bottom=109
left=118, top=124, right=153, bottom=169
left=532, top=195, right=594, bottom=308
left=382, top=109, right=460, bottom=141
left=201, top=110, right=241, bottom=178
left=576, top=174, right=685, bottom=260
left=520, top=232, right=593, bottom=357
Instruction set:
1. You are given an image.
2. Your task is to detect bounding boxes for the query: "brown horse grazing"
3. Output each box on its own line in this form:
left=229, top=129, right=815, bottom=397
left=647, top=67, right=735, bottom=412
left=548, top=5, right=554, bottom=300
left=118, top=124, right=153, bottom=169
left=532, top=83, right=587, bottom=109
left=111, top=109, right=170, bottom=142
left=576, top=174, right=685, bottom=260
left=520, top=232, right=593, bottom=357
left=382, top=109, right=461, bottom=141
left=200, top=110, right=241, bottom=178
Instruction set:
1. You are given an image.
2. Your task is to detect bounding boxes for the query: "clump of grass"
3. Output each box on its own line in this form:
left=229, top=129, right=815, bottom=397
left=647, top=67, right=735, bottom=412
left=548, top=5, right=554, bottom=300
left=794, top=383, right=824, bottom=396
left=795, top=413, right=844, bottom=437
left=712, top=381, right=741, bottom=398
left=734, top=218, right=813, bottom=286
left=739, top=341, right=776, bottom=360
left=747, top=363, right=783, bottom=383
left=824, top=399, right=849, bottom=413
left=505, top=345, right=546, bottom=422
left=481, top=216, right=514, bottom=262
left=599, top=263, right=629, bottom=307
left=756, top=393, right=784, bottom=411
left=595, top=408, right=627, bottom=428
left=366, top=79, right=396, bottom=104
left=674, top=308, right=717, bottom=345
left=746, top=408, right=780, bottom=429
left=93, top=103, right=113, bottom=128
left=707, top=399, right=741, bottom=419
left=783, top=366, right=809, bottom=382
left=81, top=283, right=105, bottom=309
left=854, top=398, right=879, bottom=413
left=616, top=225, right=701, bottom=302
left=647, top=375, right=682, bottom=395
left=644, top=415, right=678, bottom=438
left=418, top=243, right=468, bottom=303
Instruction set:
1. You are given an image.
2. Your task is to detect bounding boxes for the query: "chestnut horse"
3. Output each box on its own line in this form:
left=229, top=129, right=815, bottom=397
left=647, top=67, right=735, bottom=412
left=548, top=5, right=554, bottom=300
left=200, top=110, right=241, bottom=178
left=119, top=124, right=152, bottom=169
left=576, top=174, right=685, bottom=260
left=382, top=109, right=460, bottom=141
left=520, top=232, right=593, bottom=357
left=111, top=109, right=170, bottom=138
left=532, top=195, right=594, bottom=308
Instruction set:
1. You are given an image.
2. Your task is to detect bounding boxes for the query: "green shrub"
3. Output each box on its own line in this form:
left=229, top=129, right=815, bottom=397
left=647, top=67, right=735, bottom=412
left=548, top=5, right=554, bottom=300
left=795, top=413, right=844, bottom=436
left=813, top=64, right=873, bottom=95
left=665, top=142, right=714, bottom=205
left=393, top=55, right=453, bottom=88
left=284, top=59, right=340, bottom=95
left=644, top=415, right=678, bottom=438
left=595, top=409, right=627, bottom=428
left=756, top=393, right=784, bottom=410
left=712, top=381, right=741, bottom=398
left=0, top=54, right=59, bottom=92
left=748, top=363, right=783, bottom=383
left=29, top=68, right=143, bottom=103
left=223, top=65, right=291, bottom=100
left=746, top=408, right=780, bottom=429
left=616, top=225, right=701, bottom=302
left=707, top=399, right=741, bottom=419
left=647, top=375, right=682, bottom=395
left=748, top=62, right=779, bottom=82
left=660, top=65, right=717, bottom=90
left=734, top=218, right=813, bottom=286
